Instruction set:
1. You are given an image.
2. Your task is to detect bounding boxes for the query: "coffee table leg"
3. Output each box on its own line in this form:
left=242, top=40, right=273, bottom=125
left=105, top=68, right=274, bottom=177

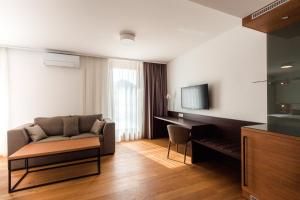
left=8, top=160, right=11, bottom=193
left=97, top=148, right=101, bottom=174
left=8, top=148, right=100, bottom=193
left=25, top=158, right=28, bottom=173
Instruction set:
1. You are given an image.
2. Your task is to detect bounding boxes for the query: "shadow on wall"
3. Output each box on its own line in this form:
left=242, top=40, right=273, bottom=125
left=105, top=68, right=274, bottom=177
left=208, top=80, right=221, bottom=110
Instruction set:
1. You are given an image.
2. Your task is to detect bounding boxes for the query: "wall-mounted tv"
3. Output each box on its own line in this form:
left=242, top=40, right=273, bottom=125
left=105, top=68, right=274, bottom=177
left=181, top=84, right=209, bottom=110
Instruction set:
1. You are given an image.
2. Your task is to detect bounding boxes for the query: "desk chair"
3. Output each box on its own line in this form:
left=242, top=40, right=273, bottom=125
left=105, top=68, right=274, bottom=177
left=167, top=125, right=191, bottom=163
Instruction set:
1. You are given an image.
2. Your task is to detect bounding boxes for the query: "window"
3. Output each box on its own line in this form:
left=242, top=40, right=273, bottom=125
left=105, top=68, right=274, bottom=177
left=108, top=59, right=144, bottom=142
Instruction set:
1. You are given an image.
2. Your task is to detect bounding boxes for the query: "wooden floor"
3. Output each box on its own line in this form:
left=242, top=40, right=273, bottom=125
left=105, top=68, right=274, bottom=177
left=0, top=139, right=244, bottom=200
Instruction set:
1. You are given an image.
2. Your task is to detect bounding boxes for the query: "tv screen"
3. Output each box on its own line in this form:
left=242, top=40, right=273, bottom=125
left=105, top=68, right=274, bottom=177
left=181, top=84, right=209, bottom=109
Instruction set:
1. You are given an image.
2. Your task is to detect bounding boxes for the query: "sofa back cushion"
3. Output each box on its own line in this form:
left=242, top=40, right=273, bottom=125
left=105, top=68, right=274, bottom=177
left=34, top=114, right=103, bottom=135
left=63, top=116, right=79, bottom=137
left=78, top=114, right=103, bottom=133
left=34, top=117, right=63, bottom=136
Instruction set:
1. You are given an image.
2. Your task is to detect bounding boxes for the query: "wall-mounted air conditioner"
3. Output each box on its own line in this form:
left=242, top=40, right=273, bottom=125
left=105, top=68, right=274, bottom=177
left=44, top=53, right=80, bottom=69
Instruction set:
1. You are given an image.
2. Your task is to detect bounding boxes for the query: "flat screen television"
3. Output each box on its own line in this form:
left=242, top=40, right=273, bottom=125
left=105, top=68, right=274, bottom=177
left=181, top=84, right=209, bottom=110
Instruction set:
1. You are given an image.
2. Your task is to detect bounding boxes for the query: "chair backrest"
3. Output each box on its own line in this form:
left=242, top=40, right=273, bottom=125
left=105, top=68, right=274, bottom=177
left=167, top=125, right=190, bottom=144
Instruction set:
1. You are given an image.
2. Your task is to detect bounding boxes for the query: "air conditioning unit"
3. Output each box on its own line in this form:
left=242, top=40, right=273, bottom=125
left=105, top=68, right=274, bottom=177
left=44, top=53, right=80, bottom=69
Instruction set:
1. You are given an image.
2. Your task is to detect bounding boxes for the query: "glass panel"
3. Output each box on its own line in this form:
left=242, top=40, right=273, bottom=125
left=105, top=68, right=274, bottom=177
left=267, top=22, right=300, bottom=136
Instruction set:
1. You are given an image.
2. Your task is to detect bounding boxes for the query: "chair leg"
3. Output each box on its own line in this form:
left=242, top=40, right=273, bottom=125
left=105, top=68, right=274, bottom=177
left=184, top=143, right=188, bottom=164
left=167, top=141, right=171, bottom=159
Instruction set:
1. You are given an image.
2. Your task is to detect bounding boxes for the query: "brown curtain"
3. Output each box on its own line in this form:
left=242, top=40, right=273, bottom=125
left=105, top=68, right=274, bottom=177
left=144, top=62, right=168, bottom=139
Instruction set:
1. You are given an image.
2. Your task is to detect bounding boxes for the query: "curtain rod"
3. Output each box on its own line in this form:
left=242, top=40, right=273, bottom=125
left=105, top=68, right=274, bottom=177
left=0, top=44, right=168, bottom=65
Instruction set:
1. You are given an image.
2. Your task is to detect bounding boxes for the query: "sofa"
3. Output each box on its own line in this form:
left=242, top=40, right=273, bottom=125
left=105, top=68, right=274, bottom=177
left=7, top=114, right=115, bottom=170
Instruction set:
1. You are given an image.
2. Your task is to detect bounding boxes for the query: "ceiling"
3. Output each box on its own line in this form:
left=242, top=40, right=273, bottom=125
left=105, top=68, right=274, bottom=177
left=190, top=0, right=275, bottom=18
left=0, top=0, right=242, bottom=62
left=0, top=0, right=272, bottom=63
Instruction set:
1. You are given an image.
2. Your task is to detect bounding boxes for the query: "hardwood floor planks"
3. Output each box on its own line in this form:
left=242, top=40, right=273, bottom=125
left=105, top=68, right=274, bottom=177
left=0, top=139, right=243, bottom=200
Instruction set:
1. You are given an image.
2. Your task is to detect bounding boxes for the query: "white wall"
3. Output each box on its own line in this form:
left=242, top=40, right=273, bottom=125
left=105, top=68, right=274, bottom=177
left=8, top=49, right=84, bottom=127
left=167, top=26, right=267, bottom=123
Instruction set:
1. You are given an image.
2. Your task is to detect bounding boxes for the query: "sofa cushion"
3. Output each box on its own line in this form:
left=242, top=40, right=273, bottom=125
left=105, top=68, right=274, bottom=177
left=25, top=124, right=48, bottom=142
left=78, top=114, right=103, bottom=133
left=63, top=117, right=79, bottom=137
left=70, top=133, right=98, bottom=140
left=34, top=117, right=63, bottom=136
left=35, top=136, right=70, bottom=143
left=90, top=119, right=105, bottom=135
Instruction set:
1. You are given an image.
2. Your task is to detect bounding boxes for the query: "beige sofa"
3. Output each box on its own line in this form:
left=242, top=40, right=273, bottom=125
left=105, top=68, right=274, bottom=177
left=7, top=114, right=115, bottom=170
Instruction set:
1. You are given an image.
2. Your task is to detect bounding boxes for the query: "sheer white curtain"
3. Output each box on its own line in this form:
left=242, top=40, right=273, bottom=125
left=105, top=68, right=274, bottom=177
left=81, top=56, right=109, bottom=117
left=108, top=59, right=144, bottom=142
left=0, top=48, right=9, bottom=156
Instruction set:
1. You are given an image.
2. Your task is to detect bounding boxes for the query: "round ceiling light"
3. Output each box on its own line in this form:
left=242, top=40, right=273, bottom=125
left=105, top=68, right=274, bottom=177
left=120, top=32, right=135, bottom=46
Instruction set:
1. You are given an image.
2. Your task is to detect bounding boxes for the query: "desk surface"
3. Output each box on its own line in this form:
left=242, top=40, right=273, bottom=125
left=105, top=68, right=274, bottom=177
left=154, top=116, right=208, bottom=129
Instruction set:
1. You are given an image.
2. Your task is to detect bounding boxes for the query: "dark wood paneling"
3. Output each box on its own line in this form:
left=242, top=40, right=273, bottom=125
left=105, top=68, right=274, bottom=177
left=168, top=111, right=260, bottom=144
left=243, top=0, right=300, bottom=33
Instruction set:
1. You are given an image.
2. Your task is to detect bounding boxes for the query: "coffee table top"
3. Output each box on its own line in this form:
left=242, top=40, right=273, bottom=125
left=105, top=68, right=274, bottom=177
left=8, top=137, right=100, bottom=160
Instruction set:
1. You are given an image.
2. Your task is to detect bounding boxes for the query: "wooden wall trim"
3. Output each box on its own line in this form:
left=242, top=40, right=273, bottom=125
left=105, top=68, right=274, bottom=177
left=243, top=0, right=300, bottom=33
left=168, top=111, right=260, bottom=143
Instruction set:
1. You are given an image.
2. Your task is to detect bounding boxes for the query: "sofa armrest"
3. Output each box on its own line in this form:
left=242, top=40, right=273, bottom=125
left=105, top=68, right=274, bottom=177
left=102, top=120, right=115, bottom=154
left=7, top=123, right=32, bottom=156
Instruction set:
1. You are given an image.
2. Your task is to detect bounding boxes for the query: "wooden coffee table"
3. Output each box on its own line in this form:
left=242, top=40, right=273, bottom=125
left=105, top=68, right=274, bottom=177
left=8, top=137, right=101, bottom=193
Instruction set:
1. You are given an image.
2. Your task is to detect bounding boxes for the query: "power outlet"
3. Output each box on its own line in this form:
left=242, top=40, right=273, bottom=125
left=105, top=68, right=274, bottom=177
left=250, top=195, right=258, bottom=200
left=178, top=113, right=184, bottom=118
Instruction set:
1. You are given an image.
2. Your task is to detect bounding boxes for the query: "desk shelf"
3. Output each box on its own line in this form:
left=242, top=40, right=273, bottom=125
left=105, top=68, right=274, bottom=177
left=193, top=138, right=241, bottom=160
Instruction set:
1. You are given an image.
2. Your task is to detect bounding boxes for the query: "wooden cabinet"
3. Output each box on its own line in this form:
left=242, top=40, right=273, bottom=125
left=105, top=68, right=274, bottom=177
left=241, top=127, right=300, bottom=200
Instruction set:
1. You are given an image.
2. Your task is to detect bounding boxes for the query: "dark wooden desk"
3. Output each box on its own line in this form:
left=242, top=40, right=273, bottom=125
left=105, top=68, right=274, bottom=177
left=153, top=116, right=212, bottom=163
left=154, top=116, right=208, bottom=129
left=154, top=113, right=259, bottom=164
